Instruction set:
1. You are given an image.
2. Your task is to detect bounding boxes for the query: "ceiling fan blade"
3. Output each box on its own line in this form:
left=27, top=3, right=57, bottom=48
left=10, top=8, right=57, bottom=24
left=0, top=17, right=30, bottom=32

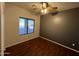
left=47, top=6, right=58, bottom=12
left=52, top=7, right=58, bottom=9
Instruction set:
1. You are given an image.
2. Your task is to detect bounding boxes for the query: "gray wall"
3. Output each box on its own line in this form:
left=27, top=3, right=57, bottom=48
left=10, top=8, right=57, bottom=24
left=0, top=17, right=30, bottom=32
left=40, top=7, right=79, bottom=51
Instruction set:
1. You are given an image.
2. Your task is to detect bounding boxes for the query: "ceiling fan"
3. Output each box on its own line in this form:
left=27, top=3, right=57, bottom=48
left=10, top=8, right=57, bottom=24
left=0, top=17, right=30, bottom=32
left=41, top=2, right=58, bottom=15
left=32, top=2, right=58, bottom=15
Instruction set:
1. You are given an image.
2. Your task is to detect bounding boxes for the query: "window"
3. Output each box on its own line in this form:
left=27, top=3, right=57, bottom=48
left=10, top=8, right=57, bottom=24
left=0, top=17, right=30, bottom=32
left=19, top=17, right=27, bottom=35
left=19, top=17, right=35, bottom=35
left=28, top=19, right=34, bottom=34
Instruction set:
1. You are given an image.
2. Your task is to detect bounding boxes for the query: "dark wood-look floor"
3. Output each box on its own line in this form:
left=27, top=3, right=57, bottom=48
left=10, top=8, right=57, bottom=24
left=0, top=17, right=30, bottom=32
left=5, top=37, right=79, bottom=56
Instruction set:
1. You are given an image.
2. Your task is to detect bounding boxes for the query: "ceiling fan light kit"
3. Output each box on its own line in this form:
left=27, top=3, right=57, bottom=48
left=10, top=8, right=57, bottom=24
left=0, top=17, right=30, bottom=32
left=41, top=2, right=58, bottom=15
left=41, top=2, right=48, bottom=15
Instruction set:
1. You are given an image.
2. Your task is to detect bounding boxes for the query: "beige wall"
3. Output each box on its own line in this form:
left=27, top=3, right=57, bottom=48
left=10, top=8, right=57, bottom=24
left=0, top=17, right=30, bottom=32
left=0, top=3, right=1, bottom=52
left=4, top=3, right=40, bottom=48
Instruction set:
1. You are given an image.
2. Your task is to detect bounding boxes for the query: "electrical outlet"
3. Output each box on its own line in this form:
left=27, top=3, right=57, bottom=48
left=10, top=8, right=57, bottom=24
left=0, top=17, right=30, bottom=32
left=72, top=43, right=75, bottom=46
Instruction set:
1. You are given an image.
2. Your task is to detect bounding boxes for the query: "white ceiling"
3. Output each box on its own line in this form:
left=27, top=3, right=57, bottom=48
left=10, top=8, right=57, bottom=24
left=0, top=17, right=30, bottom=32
left=6, top=2, right=79, bottom=15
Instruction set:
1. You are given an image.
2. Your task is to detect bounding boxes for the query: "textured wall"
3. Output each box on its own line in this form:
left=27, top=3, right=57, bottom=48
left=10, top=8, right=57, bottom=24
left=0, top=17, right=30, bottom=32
left=40, top=7, right=79, bottom=51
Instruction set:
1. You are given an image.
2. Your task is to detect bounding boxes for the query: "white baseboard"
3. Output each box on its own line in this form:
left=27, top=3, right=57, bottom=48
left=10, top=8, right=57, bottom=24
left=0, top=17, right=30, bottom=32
left=5, top=36, right=39, bottom=49
left=40, top=36, right=79, bottom=53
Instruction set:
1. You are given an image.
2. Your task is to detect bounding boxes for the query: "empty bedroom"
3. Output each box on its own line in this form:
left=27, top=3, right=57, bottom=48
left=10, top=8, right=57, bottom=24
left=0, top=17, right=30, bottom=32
left=4, top=2, right=79, bottom=56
